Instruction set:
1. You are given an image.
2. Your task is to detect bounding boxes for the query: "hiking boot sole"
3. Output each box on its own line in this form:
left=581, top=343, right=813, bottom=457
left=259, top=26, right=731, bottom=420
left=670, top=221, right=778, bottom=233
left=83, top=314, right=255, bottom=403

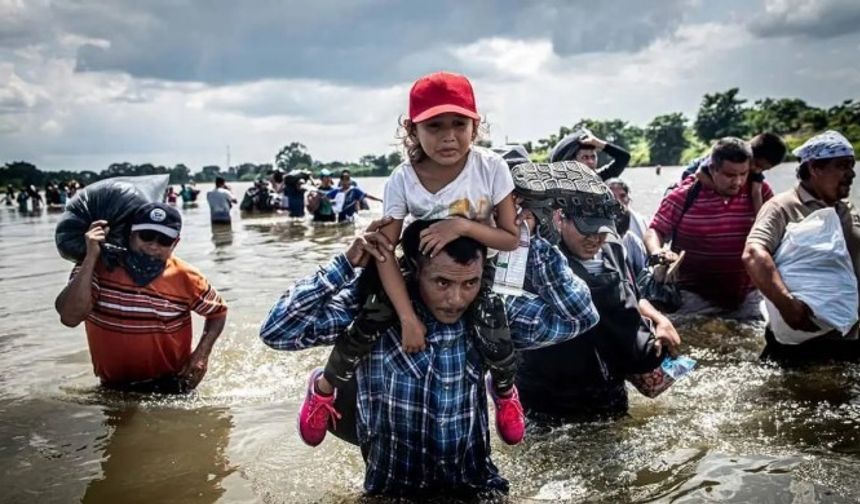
left=511, top=161, right=606, bottom=205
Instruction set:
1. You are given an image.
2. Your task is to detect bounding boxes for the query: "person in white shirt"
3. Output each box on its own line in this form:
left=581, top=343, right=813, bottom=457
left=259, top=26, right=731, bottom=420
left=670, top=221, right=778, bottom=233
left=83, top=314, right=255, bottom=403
left=206, top=177, right=237, bottom=225
left=607, top=178, right=648, bottom=240
left=295, top=71, right=533, bottom=450
left=606, top=178, right=649, bottom=277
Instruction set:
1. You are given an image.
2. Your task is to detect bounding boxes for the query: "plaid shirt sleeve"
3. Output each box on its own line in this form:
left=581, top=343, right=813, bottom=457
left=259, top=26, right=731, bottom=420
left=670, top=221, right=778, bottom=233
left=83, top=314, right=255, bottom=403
left=259, top=253, right=360, bottom=350
left=505, top=237, right=599, bottom=350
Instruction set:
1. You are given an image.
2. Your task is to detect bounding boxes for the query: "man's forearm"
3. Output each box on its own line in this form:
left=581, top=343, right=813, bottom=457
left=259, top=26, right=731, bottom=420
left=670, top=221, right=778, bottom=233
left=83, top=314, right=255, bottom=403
left=742, top=243, right=792, bottom=307
left=638, top=298, right=667, bottom=325
left=56, top=257, right=97, bottom=327
left=643, top=228, right=666, bottom=255
left=195, top=316, right=227, bottom=356
left=596, top=142, right=631, bottom=180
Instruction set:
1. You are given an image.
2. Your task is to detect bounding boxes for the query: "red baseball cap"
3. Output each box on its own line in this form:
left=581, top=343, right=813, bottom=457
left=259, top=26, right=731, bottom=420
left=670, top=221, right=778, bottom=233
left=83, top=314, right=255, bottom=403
left=408, top=71, right=480, bottom=123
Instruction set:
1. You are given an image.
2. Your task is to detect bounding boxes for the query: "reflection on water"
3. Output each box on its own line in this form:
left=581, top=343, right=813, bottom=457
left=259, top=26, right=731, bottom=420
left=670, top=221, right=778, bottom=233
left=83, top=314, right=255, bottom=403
left=82, top=405, right=235, bottom=504
left=2, top=171, right=860, bottom=503
left=211, top=223, right=234, bottom=248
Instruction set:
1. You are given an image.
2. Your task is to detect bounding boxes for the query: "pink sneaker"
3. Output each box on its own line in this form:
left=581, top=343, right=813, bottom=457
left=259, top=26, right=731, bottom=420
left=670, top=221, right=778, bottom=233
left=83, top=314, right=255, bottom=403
left=297, top=368, right=341, bottom=447
left=487, top=377, right=525, bottom=445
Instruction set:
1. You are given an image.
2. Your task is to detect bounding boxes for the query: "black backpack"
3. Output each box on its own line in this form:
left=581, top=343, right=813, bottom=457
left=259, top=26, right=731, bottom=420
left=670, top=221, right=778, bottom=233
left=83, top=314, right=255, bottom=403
left=636, top=181, right=701, bottom=312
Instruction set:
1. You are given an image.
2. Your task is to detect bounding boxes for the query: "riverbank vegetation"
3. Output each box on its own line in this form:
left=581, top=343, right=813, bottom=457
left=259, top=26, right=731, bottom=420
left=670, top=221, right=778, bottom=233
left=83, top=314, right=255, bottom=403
left=2, top=89, right=857, bottom=188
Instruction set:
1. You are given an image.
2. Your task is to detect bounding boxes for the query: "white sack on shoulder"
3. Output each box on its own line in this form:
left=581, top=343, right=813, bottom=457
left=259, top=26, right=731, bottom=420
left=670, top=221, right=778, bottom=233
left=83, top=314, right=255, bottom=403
left=764, top=207, right=859, bottom=345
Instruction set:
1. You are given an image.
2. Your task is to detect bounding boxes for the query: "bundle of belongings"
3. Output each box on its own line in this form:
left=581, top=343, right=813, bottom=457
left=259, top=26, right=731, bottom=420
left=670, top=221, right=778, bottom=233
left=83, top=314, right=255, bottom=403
left=765, top=207, right=858, bottom=344
left=55, top=175, right=169, bottom=268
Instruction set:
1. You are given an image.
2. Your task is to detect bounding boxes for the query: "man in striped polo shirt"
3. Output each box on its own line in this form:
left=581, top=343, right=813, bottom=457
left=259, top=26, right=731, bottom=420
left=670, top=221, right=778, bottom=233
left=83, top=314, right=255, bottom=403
left=644, top=138, right=773, bottom=319
left=56, top=202, right=228, bottom=393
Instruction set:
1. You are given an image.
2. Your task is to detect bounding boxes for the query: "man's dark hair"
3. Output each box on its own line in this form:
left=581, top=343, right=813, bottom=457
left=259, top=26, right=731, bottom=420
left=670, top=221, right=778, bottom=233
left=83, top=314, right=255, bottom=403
left=710, top=137, right=752, bottom=171
left=215, top=177, right=226, bottom=187
left=606, top=178, right=630, bottom=195
left=341, top=169, right=351, bottom=178
left=401, top=219, right=486, bottom=268
left=750, top=132, right=787, bottom=167
left=353, top=219, right=487, bottom=302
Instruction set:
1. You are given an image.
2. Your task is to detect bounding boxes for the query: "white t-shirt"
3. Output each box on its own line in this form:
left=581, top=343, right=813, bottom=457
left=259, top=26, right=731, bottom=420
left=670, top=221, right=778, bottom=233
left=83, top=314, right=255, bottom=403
left=628, top=208, right=649, bottom=241
left=383, top=147, right=515, bottom=223
left=622, top=230, right=648, bottom=277
left=577, top=250, right=606, bottom=276
left=207, top=187, right=234, bottom=221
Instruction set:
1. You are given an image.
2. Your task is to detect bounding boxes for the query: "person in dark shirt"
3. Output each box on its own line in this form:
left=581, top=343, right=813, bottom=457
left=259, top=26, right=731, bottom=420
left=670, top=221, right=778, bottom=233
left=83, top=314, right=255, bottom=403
left=549, top=129, right=631, bottom=181
left=516, top=176, right=680, bottom=422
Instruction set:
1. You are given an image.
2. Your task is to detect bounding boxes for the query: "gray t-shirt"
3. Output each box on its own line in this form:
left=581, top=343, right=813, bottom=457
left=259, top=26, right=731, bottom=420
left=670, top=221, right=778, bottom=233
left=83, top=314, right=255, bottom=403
left=207, top=187, right=234, bottom=222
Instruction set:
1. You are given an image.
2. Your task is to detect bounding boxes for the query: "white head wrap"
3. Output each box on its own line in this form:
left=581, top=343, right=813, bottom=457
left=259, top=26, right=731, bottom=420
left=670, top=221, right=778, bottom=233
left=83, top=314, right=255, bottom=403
left=793, top=130, right=854, bottom=165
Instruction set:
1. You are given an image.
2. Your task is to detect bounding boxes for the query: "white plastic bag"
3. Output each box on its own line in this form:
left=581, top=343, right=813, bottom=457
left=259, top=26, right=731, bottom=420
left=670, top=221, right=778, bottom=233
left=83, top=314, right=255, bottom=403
left=764, top=208, right=858, bottom=344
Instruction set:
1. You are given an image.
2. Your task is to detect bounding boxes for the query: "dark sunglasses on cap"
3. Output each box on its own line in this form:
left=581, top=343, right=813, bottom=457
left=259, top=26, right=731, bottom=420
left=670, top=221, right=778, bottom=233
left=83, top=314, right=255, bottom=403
left=137, top=229, right=176, bottom=246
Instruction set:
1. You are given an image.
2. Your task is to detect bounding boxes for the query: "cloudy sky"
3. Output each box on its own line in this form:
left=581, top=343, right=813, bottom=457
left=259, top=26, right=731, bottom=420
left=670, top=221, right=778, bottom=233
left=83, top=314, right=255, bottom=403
left=1, top=0, right=858, bottom=172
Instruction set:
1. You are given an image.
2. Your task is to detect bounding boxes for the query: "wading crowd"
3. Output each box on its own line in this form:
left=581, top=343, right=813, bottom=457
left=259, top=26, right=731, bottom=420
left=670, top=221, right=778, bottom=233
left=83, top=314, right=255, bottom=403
left=55, top=71, right=858, bottom=498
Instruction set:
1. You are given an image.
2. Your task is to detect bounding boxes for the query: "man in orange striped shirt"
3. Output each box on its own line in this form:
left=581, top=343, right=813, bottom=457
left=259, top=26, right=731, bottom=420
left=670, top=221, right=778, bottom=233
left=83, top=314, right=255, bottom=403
left=55, top=202, right=227, bottom=393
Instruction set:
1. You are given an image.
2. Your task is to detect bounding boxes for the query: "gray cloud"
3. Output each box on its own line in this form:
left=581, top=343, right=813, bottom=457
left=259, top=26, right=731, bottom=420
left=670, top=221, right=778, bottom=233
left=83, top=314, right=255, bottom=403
left=4, top=0, right=860, bottom=174
left=7, top=0, right=690, bottom=86
left=0, top=2, right=55, bottom=49
left=524, top=2, right=687, bottom=55
left=750, top=0, right=860, bottom=39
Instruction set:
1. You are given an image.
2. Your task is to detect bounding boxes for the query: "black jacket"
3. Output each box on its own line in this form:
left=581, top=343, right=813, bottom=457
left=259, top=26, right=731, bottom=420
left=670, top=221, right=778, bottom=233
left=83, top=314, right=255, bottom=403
left=549, top=133, right=631, bottom=181
left=516, top=237, right=661, bottom=421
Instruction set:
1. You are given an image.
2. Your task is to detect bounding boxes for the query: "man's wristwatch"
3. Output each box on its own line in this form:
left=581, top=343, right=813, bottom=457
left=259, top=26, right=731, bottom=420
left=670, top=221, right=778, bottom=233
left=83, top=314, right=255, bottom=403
left=647, top=253, right=664, bottom=267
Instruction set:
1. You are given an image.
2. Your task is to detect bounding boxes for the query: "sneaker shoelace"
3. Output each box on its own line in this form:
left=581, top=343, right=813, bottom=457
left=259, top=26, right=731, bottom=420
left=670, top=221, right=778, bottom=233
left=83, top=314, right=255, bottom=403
left=496, top=394, right=524, bottom=424
left=308, top=395, right=342, bottom=430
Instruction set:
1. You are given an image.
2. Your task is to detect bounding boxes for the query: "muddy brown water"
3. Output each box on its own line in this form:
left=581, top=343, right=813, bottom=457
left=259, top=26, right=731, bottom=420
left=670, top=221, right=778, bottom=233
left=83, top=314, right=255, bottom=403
left=2, top=167, right=859, bottom=503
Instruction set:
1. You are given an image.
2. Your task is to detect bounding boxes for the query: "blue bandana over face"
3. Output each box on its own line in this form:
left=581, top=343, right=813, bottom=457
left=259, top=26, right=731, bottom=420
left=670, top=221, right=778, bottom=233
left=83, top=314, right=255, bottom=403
left=793, top=130, right=855, bottom=165
left=124, top=249, right=166, bottom=286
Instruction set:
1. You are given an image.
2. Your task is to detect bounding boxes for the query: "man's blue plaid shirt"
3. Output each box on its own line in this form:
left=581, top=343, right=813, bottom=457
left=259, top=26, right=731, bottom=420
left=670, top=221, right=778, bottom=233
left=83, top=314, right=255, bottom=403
left=260, top=237, right=598, bottom=495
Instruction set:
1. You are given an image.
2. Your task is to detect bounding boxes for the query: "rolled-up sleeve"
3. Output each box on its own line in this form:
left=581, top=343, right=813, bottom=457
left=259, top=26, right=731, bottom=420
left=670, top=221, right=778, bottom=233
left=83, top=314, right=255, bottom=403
left=506, top=238, right=598, bottom=350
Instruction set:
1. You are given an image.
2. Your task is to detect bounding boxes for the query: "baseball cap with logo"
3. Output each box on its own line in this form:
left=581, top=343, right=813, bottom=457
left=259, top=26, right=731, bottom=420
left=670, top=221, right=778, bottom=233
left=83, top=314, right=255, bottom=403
left=409, top=71, right=480, bottom=123
left=131, top=202, right=182, bottom=239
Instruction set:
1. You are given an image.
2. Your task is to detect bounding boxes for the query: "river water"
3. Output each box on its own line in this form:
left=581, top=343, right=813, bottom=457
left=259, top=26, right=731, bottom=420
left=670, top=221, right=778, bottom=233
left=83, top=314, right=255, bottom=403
left=2, top=167, right=859, bottom=503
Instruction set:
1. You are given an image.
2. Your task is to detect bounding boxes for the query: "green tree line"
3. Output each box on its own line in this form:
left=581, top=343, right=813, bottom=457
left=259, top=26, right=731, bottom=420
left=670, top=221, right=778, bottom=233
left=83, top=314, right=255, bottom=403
left=527, top=89, right=859, bottom=167
left=2, top=89, right=857, bottom=189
